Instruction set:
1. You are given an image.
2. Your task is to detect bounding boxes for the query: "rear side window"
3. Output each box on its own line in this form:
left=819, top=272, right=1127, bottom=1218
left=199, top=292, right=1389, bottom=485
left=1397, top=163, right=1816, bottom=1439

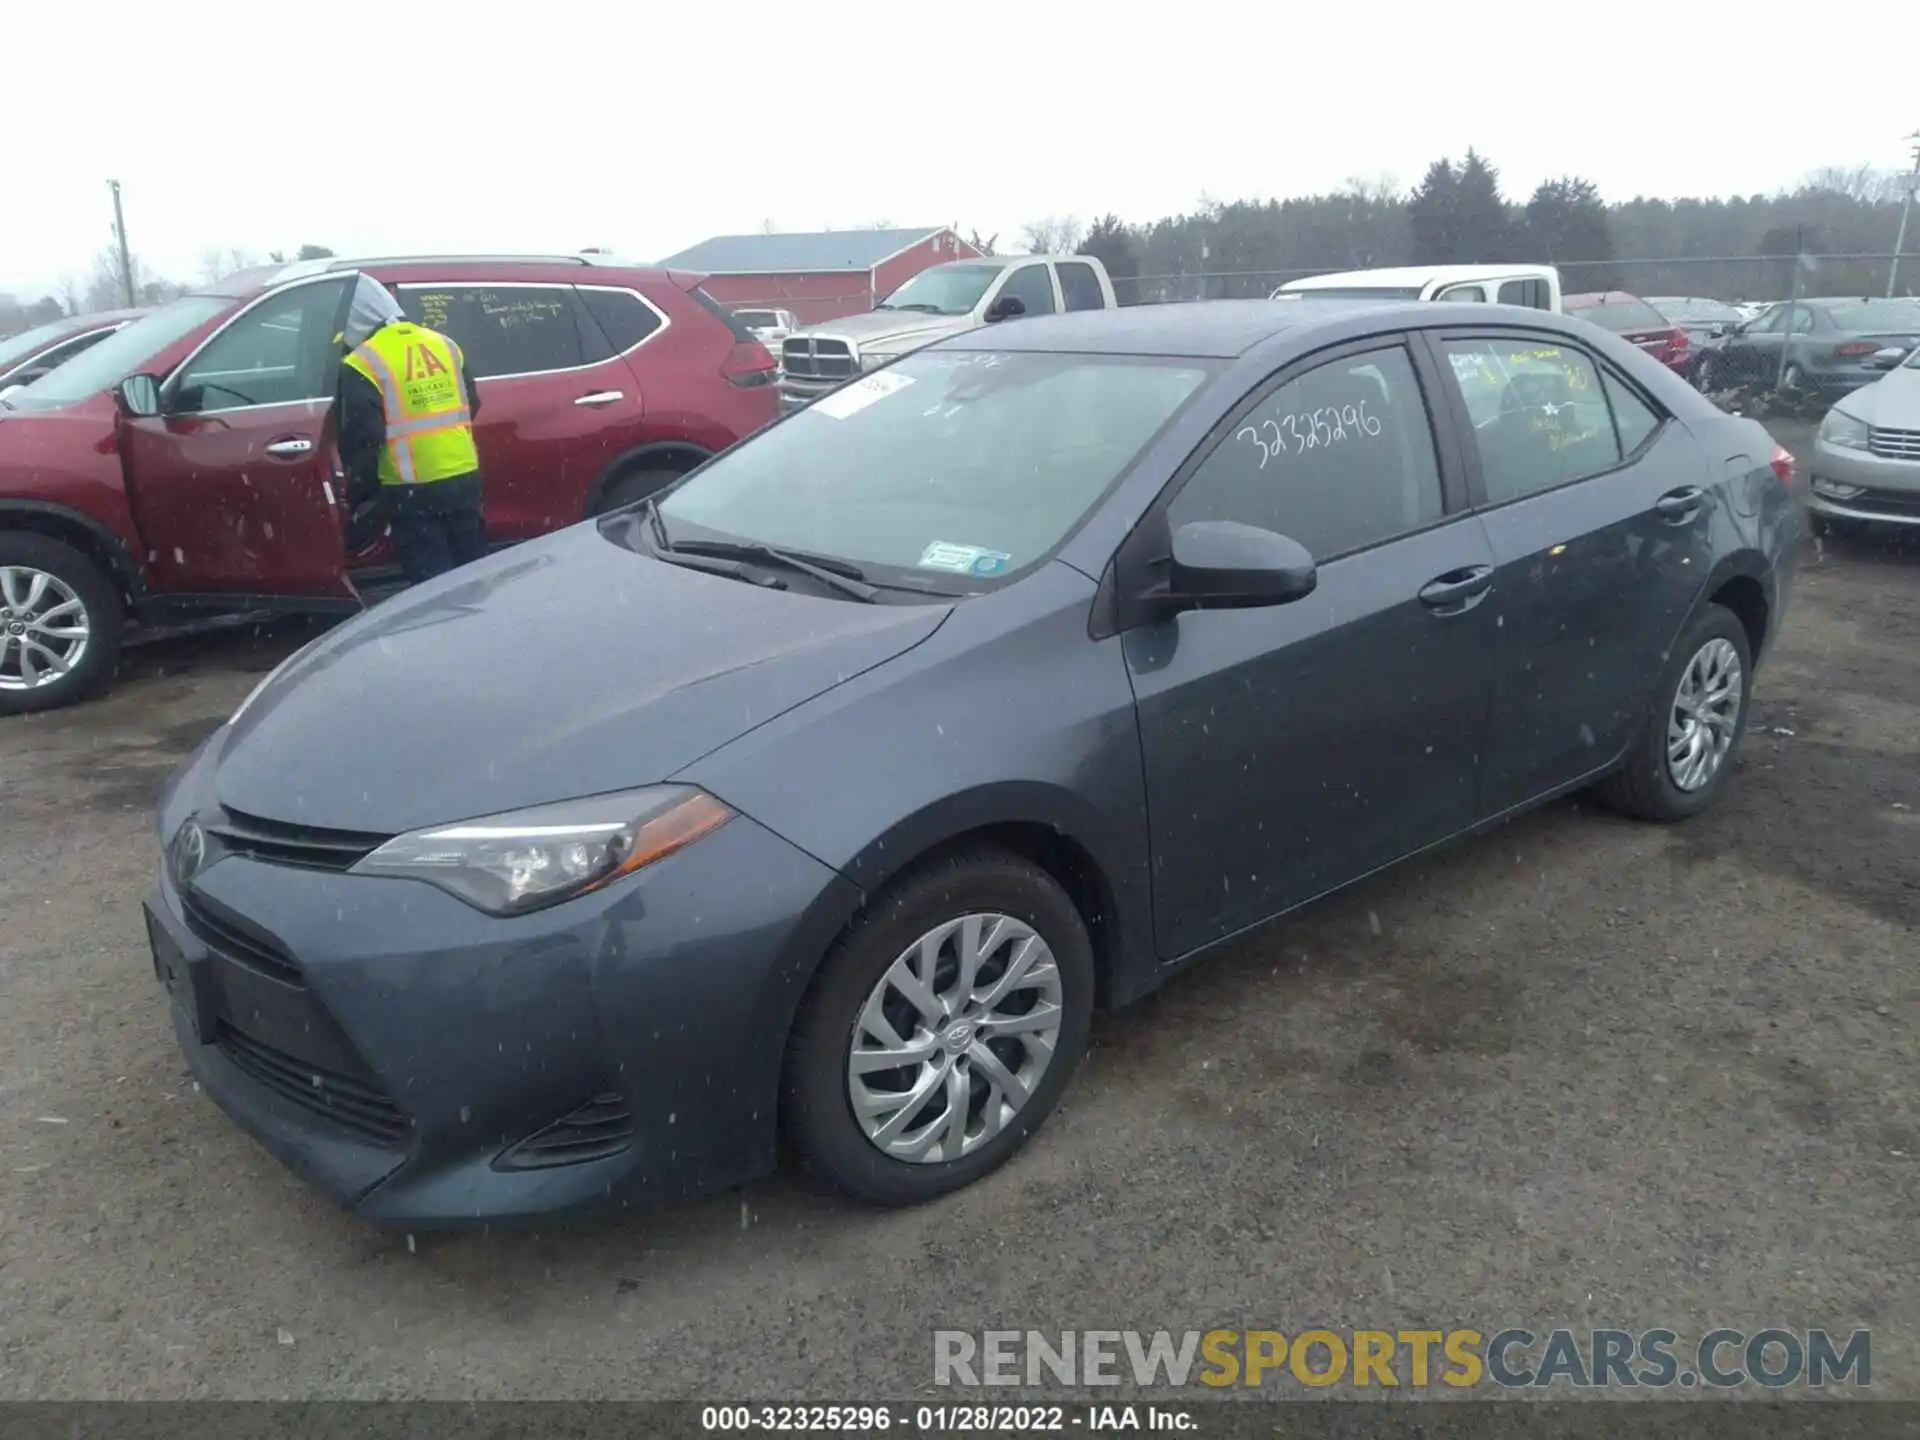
left=1603, top=371, right=1661, bottom=454
left=1572, top=297, right=1666, bottom=332
left=575, top=287, right=665, bottom=354
left=1498, top=278, right=1549, bottom=310
left=1057, top=262, right=1105, bottom=312
left=398, top=285, right=589, bottom=378
left=1169, top=345, right=1444, bottom=561
left=1440, top=337, right=1624, bottom=503
left=687, top=286, right=759, bottom=343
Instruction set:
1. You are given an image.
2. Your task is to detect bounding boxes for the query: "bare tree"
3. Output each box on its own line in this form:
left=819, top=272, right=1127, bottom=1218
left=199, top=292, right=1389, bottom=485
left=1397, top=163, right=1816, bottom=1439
left=1801, top=165, right=1906, bottom=204
left=965, top=229, right=998, bottom=257
left=84, top=245, right=145, bottom=312
left=760, top=217, right=780, bottom=234
left=54, top=274, right=81, bottom=316
left=200, top=246, right=261, bottom=284
left=1020, top=215, right=1084, bottom=254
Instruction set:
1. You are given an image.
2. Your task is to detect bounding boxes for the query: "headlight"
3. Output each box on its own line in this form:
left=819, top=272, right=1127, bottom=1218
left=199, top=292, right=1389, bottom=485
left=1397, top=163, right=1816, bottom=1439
left=859, top=350, right=897, bottom=372
left=350, top=786, right=732, bottom=915
left=1818, top=408, right=1870, bottom=450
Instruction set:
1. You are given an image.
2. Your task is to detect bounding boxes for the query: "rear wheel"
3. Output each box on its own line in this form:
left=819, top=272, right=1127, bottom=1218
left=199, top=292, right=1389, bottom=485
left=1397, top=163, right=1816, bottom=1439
left=1597, top=603, right=1752, bottom=823
left=1781, top=362, right=1808, bottom=394
left=782, top=847, right=1095, bottom=1206
left=0, top=533, right=123, bottom=715
left=595, top=464, right=686, bottom=515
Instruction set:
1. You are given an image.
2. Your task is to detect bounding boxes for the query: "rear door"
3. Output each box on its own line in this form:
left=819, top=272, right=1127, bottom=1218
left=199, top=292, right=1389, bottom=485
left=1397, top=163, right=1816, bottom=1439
left=1425, top=328, right=1711, bottom=814
left=119, top=275, right=356, bottom=598
left=393, top=281, right=648, bottom=538
left=1126, top=338, right=1497, bottom=957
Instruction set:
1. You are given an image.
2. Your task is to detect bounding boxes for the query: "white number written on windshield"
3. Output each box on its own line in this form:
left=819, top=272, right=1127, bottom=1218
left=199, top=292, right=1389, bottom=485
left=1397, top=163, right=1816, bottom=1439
left=1236, top=400, right=1383, bottom=469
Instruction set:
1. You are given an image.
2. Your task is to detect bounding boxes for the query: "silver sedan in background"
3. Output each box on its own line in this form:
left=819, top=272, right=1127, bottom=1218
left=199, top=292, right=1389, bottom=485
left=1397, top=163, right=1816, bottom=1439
left=1809, top=343, right=1920, bottom=533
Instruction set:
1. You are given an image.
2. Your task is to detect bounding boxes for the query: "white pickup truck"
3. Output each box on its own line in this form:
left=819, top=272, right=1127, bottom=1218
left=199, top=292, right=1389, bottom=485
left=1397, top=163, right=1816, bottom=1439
left=778, top=254, right=1118, bottom=412
left=1273, top=263, right=1562, bottom=312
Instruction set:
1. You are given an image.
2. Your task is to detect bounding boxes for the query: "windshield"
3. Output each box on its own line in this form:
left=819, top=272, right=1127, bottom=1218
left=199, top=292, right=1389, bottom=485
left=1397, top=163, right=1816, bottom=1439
left=0, top=319, right=82, bottom=371
left=1824, top=298, right=1920, bottom=332
left=654, top=350, right=1212, bottom=586
left=1571, top=297, right=1668, bottom=332
left=7, top=295, right=230, bottom=410
left=877, top=264, right=1002, bottom=316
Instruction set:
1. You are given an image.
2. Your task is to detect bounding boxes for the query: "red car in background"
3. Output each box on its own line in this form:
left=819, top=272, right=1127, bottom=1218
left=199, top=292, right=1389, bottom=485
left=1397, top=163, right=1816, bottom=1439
left=0, top=309, right=147, bottom=394
left=0, top=255, right=777, bottom=713
left=1565, top=292, right=1691, bottom=376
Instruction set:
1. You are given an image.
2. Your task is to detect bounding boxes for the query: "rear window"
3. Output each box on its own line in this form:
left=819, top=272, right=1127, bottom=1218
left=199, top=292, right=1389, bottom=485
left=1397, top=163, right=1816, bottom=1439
left=1823, top=299, right=1920, bottom=331
left=688, top=287, right=759, bottom=343
left=1284, top=285, right=1423, bottom=300
left=734, top=310, right=779, bottom=327
left=1571, top=297, right=1667, bottom=333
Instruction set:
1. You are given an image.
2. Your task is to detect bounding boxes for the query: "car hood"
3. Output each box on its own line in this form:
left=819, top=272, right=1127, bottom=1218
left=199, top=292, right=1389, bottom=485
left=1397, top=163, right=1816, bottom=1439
left=212, top=525, right=951, bottom=834
left=800, top=310, right=977, bottom=353
left=1834, top=365, right=1920, bottom=427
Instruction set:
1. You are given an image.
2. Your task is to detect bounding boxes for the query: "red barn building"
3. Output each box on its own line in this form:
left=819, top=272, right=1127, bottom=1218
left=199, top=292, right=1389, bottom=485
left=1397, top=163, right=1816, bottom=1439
left=659, top=227, right=983, bottom=324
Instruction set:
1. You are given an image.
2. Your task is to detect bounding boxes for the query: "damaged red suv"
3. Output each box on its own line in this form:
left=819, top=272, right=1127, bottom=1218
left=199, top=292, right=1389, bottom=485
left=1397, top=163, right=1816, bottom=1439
left=0, top=255, right=776, bottom=713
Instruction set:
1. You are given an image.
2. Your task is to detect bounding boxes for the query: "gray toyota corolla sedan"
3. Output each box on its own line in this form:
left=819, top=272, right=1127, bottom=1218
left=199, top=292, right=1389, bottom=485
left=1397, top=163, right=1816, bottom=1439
left=149, top=299, right=1803, bottom=1225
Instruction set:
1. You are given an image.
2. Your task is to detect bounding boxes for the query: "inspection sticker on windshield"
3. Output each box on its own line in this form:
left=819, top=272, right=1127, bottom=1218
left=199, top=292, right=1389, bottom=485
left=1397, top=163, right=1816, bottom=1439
left=919, top=542, right=1011, bottom=576
left=812, top=370, right=916, bottom=419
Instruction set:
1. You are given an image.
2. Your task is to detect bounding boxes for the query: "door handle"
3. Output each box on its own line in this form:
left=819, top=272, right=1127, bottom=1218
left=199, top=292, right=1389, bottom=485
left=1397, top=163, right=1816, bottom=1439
left=1654, top=486, right=1705, bottom=522
left=263, top=437, right=313, bottom=457
left=1417, top=564, right=1494, bottom=613
left=574, top=390, right=625, bottom=407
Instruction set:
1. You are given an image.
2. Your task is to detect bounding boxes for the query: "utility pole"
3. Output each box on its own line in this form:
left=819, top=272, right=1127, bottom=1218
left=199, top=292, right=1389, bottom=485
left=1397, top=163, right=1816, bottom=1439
left=107, top=179, right=135, bottom=308
left=1889, top=131, right=1920, bottom=299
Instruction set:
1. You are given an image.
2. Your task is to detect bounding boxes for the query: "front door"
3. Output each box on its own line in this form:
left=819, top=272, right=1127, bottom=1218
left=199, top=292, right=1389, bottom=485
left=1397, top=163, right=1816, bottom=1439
left=120, top=276, right=356, bottom=598
left=393, top=282, right=646, bottom=539
left=1427, top=330, right=1712, bottom=814
left=1126, top=340, right=1498, bottom=959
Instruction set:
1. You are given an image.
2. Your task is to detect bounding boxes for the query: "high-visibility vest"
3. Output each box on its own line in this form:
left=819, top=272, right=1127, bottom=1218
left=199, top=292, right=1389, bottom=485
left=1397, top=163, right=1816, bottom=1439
left=342, top=322, right=481, bottom=487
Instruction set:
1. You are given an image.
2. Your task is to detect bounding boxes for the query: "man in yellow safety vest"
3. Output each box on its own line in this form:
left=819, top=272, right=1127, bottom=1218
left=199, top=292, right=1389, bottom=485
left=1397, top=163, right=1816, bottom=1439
left=336, top=275, right=487, bottom=585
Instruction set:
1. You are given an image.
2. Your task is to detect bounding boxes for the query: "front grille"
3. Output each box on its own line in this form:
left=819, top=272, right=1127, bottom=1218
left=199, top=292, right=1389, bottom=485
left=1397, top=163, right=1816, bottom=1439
left=206, top=807, right=386, bottom=872
left=495, top=1093, right=635, bottom=1171
left=1867, top=427, right=1920, bottom=461
left=780, top=336, right=855, bottom=381
left=181, top=893, right=303, bottom=987
left=215, top=1021, right=408, bottom=1144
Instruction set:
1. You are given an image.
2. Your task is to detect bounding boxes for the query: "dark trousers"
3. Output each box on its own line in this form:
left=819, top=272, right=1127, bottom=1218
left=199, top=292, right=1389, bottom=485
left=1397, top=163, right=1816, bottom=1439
left=385, top=474, right=488, bottom=585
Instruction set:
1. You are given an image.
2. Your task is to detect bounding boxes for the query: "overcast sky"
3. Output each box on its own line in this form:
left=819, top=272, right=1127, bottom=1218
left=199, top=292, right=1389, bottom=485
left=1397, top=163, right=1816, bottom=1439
left=5, top=0, right=1913, bottom=299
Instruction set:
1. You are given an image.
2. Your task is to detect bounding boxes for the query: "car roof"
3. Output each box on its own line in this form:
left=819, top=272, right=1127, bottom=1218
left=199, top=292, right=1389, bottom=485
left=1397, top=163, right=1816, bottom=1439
left=1564, top=291, right=1651, bottom=305
left=936, top=298, right=1575, bottom=359
left=1283, top=263, right=1555, bottom=289
left=197, top=253, right=683, bottom=300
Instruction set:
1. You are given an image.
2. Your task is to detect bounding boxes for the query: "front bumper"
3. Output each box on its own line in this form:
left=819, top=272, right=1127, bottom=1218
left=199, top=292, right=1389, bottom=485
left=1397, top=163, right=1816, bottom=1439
left=1807, top=437, right=1920, bottom=526
left=775, top=374, right=852, bottom=414
left=148, top=743, right=860, bottom=1227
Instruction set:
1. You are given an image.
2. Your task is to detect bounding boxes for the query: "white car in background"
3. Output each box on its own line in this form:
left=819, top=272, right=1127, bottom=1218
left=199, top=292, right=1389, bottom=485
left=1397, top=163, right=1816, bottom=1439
left=734, top=308, right=799, bottom=350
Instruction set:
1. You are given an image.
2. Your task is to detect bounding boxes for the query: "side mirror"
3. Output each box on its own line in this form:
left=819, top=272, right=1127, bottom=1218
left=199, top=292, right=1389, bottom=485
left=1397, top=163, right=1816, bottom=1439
left=117, top=373, right=162, bottom=417
left=984, top=294, right=1027, bottom=324
left=1170, top=520, right=1316, bottom=609
left=1867, top=346, right=1907, bottom=371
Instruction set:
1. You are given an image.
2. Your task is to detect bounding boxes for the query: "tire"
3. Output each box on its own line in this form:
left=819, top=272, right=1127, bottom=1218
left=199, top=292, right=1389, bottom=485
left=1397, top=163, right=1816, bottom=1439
left=594, top=465, right=683, bottom=515
left=1596, top=603, right=1754, bottom=823
left=782, top=846, right=1095, bottom=1206
left=0, top=533, right=123, bottom=716
left=1693, top=356, right=1718, bottom=393
left=1780, top=363, right=1807, bottom=395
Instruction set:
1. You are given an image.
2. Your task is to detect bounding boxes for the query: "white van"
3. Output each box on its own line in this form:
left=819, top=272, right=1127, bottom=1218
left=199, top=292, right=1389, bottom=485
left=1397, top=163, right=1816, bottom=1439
left=1272, top=264, right=1561, bottom=312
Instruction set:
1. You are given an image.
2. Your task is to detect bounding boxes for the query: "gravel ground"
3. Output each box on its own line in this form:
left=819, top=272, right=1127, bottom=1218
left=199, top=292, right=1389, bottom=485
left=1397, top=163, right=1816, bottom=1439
left=2, top=429, right=1915, bottom=1400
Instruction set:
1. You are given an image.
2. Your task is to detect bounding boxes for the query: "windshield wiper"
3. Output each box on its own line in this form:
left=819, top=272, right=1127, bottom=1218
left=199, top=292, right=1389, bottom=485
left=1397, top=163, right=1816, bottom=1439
left=637, top=499, right=879, bottom=602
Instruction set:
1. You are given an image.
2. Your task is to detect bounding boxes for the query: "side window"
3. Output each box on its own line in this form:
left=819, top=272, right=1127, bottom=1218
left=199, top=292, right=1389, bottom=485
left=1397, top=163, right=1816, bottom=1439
left=998, top=265, right=1057, bottom=318
left=575, top=286, right=664, bottom=354
left=1440, top=337, right=1621, bottom=504
left=1497, top=278, right=1546, bottom=310
left=38, top=330, right=116, bottom=371
left=1786, top=307, right=1817, bottom=335
left=172, top=277, right=350, bottom=412
left=397, top=285, right=588, bottom=378
left=1168, top=345, right=1445, bottom=561
left=1745, top=307, right=1784, bottom=335
left=1603, top=370, right=1661, bottom=454
left=1436, top=284, right=1486, bottom=303
left=1057, top=262, right=1105, bottom=312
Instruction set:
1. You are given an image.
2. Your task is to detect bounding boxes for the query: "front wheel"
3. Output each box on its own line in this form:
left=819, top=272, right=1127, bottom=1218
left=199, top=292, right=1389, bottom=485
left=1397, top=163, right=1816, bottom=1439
left=1596, top=604, right=1753, bottom=822
left=782, top=847, right=1095, bottom=1206
left=594, top=465, right=684, bottom=516
left=0, top=533, right=123, bottom=715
